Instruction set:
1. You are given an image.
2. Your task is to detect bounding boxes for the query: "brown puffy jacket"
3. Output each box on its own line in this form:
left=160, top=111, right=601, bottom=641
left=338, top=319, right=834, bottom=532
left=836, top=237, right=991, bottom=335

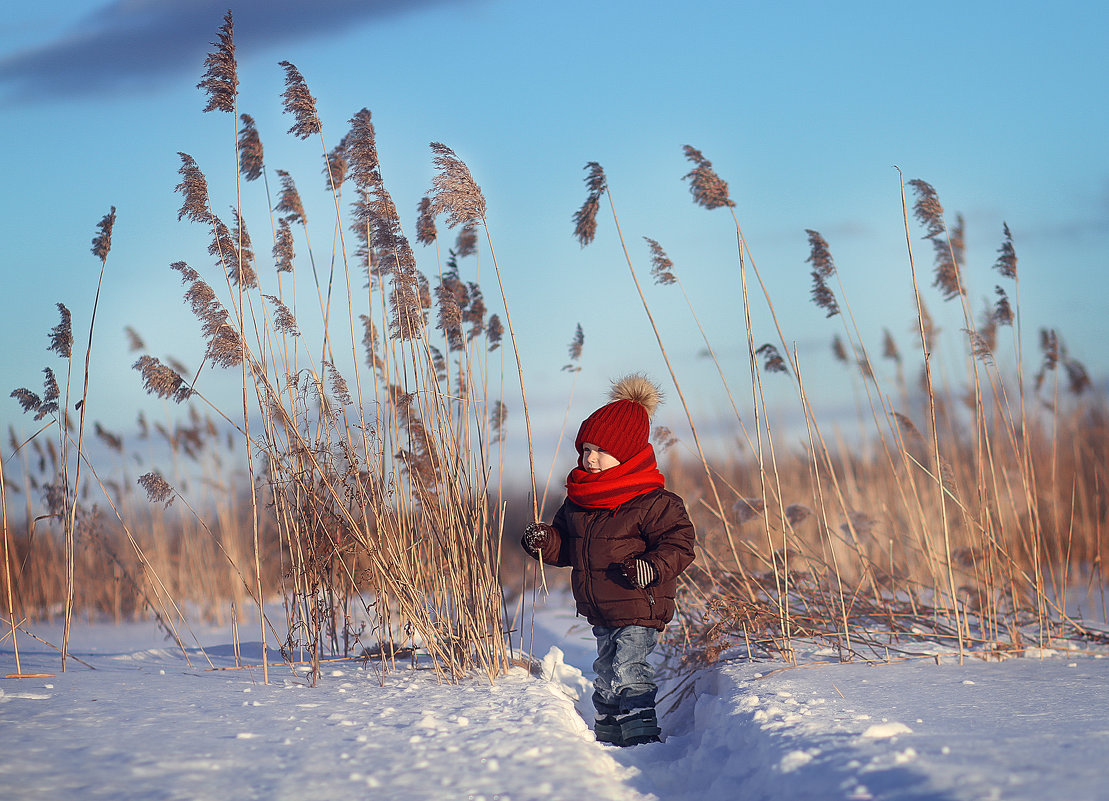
left=526, top=488, right=696, bottom=630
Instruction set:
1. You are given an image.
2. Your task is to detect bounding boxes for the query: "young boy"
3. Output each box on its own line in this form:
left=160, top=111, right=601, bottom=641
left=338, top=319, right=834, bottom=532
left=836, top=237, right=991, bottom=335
left=521, top=374, right=696, bottom=746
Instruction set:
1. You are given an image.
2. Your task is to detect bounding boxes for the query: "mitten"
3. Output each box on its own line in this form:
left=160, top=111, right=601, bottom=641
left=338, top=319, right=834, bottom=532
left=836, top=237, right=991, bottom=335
left=621, top=556, right=657, bottom=589
left=521, top=522, right=555, bottom=555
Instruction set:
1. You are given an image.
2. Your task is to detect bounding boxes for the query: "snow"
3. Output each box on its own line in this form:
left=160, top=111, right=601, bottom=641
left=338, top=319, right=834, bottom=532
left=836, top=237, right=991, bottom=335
left=3, top=591, right=1108, bottom=801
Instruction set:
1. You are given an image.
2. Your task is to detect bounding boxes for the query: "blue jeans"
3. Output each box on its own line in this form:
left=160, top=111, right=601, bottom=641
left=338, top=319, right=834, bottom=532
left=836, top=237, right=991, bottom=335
left=592, top=624, right=659, bottom=715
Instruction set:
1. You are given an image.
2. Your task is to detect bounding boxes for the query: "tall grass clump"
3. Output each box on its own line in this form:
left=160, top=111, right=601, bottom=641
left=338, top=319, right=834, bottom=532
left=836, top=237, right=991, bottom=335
left=655, top=156, right=1106, bottom=666
left=4, top=12, right=515, bottom=684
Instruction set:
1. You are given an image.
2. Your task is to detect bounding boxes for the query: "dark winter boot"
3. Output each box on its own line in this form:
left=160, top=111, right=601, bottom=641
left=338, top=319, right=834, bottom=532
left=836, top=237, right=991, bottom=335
left=592, top=692, right=624, bottom=746
left=617, top=689, right=661, bottom=745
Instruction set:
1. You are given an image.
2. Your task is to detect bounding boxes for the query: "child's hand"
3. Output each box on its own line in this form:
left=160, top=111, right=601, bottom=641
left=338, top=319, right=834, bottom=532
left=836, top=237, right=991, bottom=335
left=621, top=556, right=657, bottom=588
left=521, top=522, right=555, bottom=554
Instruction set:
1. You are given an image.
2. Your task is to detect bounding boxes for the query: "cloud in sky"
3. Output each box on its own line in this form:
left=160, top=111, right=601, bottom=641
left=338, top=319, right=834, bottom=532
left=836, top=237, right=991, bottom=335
left=0, top=0, right=452, bottom=104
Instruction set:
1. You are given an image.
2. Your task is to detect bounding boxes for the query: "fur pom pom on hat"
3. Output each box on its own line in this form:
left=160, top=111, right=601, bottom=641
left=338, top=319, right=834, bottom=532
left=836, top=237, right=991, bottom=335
left=575, top=374, right=663, bottom=463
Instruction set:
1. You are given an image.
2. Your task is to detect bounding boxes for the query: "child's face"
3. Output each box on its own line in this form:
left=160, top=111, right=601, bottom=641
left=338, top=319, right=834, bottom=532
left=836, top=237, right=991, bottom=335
left=581, top=442, right=621, bottom=473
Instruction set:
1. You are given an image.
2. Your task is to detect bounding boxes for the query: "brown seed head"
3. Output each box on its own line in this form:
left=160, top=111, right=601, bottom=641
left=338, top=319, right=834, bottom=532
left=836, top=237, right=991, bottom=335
left=237, top=113, right=264, bottom=181
left=682, top=145, right=735, bottom=210
left=273, top=217, right=295, bottom=273
left=48, top=303, right=73, bottom=359
left=90, top=206, right=116, bottom=261
left=264, top=294, right=300, bottom=337
left=345, top=108, right=379, bottom=189
left=428, top=142, right=487, bottom=228
left=175, top=153, right=211, bottom=224
left=562, top=323, right=584, bottom=372
left=491, top=400, right=508, bottom=443
left=993, top=222, right=1017, bottom=279
left=416, top=197, right=437, bottom=245
left=756, top=343, right=788, bottom=374
left=133, top=355, right=193, bottom=403
left=487, top=314, right=504, bottom=351
left=138, top=471, right=176, bottom=508
left=992, top=286, right=1013, bottom=326
left=10, top=387, right=41, bottom=414
left=198, top=11, right=237, bottom=114
left=455, top=221, right=478, bottom=258
left=463, top=282, right=486, bottom=340
left=324, top=135, right=349, bottom=193
left=124, top=326, right=145, bottom=353
left=908, top=179, right=945, bottom=239
left=644, top=237, right=676, bottom=285
left=274, top=169, right=307, bottom=225
left=278, top=61, right=321, bottom=140
left=573, top=162, right=606, bottom=247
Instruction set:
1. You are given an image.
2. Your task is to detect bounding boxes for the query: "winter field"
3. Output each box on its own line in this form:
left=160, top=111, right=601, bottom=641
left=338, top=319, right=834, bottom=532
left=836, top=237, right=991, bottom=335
left=4, top=13, right=1109, bottom=801
left=3, top=587, right=1107, bottom=801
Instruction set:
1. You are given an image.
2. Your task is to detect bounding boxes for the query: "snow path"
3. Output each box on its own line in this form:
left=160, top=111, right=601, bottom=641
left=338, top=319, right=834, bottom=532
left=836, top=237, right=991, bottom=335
left=525, top=592, right=1109, bottom=801
left=2, top=592, right=1107, bottom=801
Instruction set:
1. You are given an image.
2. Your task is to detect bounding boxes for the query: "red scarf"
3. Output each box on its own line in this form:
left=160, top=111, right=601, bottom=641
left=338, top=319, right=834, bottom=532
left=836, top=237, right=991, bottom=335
left=565, top=444, right=665, bottom=510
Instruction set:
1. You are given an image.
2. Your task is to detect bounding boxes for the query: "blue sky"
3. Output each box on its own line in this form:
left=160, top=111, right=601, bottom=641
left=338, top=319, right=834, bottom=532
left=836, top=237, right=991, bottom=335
left=1, top=0, right=1106, bottom=485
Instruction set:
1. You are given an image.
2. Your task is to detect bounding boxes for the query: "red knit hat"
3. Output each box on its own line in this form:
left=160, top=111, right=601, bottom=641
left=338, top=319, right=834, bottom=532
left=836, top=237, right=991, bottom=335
left=575, top=374, right=662, bottom=463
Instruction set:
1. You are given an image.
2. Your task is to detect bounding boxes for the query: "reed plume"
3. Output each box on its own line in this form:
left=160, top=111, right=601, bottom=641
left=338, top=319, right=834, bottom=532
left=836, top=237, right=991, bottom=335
left=212, top=209, right=257, bottom=288
left=966, top=328, right=995, bottom=364
left=435, top=268, right=467, bottom=351
left=908, top=179, right=963, bottom=300
left=416, top=197, right=437, bottom=245
left=682, top=145, right=734, bottom=210
left=138, top=471, right=176, bottom=508
left=1064, top=358, right=1091, bottom=395
left=123, top=326, right=145, bottom=352
left=10, top=387, right=41, bottom=415
left=572, top=162, right=605, bottom=246
left=804, top=229, right=840, bottom=318
left=133, top=356, right=193, bottom=403
left=90, top=207, right=116, bottom=262
left=757, top=343, right=788, bottom=374
left=428, top=142, right=486, bottom=228
left=197, top=10, right=237, bottom=114
left=644, top=237, right=676, bottom=285
left=273, top=218, right=295, bottom=273
left=274, top=170, right=307, bottom=224
left=39, top=368, right=60, bottom=418
left=455, top=222, right=478, bottom=258
left=278, top=61, right=321, bottom=140
left=345, top=108, right=379, bottom=187
left=175, top=153, right=211, bottom=224
left=992, top=286, right=1014, bottom=326
left=48, top=303, right=73, bottom=358
left=491, top=400, right=508, bottom=443
left=264, top=294, right=300, bottom=336
left=170, top=261, right=242, bottom=369
left=486, top=314, right=503, bottom=350
left=563, top=323, right=584, bottom=372
left=993, top=222, right=1017, bottom=279
left=324, top=135, right=349, bottom=193
left=237, top=114, right=264, bottom=181
left=462, top=281, right=486, bottom=340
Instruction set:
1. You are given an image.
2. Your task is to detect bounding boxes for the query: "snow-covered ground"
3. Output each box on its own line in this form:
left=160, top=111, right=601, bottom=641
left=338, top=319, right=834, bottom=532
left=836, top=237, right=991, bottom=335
left=2, top=589, right=1107, bottom=801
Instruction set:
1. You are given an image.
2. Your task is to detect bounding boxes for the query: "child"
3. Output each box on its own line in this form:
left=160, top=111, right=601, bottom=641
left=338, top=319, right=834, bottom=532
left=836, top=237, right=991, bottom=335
left=521, top=374, right=696, bottom=746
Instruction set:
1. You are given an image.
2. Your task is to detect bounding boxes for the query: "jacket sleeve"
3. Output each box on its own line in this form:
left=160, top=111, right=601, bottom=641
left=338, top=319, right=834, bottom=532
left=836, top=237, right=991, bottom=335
left=641, top=492, right=696, bottom=584
left=524, top=502, right=571, bottom=568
